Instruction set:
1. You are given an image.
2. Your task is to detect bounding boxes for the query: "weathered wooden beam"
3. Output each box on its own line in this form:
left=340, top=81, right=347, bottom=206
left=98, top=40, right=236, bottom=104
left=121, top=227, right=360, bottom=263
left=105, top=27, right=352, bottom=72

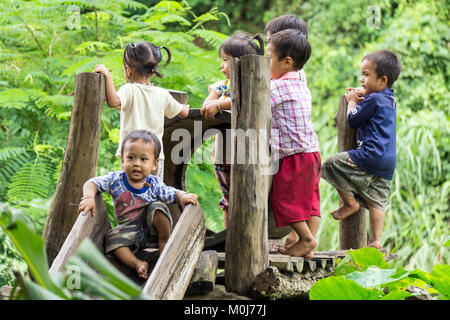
left=252, top=266, right=333, bottom=299
left=143, top=204, right=206, bottom=300
left=225, top=55, right=270, bottom=296
left=49, top=193, right=110, bottom=273
left=43, top=72, right=105, bottom=266
left=334, top=96, right=367, bottom=250
left=185, top=250, right=218, bottom=296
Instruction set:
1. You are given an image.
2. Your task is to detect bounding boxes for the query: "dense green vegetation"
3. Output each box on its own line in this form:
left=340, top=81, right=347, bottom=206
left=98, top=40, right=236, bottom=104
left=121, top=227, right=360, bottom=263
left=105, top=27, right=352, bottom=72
left=0, top=0, right=448, bottom=296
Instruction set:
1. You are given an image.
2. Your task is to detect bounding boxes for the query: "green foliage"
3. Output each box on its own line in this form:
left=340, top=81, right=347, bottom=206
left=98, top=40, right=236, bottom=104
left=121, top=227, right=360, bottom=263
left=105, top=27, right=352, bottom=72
left=0, top=0, right=448, bottom=290
left=310, top=247, right=449, bottom=300
left=0, top=204, right=149, bottom=299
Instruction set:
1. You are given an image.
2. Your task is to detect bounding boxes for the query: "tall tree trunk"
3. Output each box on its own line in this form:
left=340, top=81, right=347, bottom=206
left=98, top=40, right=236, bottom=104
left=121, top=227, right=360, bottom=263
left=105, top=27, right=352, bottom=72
left=334, top=96, right=367, bottom=249
left=225, top=55, right=270, bottom=295
left=43, top=72, right=105, bottom=265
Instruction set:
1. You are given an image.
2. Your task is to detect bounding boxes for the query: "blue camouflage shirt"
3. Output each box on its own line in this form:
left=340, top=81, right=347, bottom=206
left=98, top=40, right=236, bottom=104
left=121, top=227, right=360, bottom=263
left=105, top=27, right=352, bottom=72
left=89, top=171, right=177, bottom=224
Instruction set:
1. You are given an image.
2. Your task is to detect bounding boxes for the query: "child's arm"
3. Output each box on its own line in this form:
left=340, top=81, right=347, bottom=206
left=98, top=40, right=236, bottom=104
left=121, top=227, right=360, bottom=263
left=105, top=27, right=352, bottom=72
left=174, top=190, right=198, bottom=209
left=93, top=64, right=121, bottom=109
left=345, top=87, right=364, bottom=115
left=200, top=89, right=231, bottom=120
left=78, top=181, right=99, bottom=216
left=176, top=104, right=190, bottom=119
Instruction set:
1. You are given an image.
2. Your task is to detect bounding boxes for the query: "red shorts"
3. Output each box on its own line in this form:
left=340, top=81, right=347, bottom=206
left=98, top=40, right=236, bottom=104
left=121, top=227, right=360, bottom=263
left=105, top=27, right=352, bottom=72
left=270, top=152, right=321, bottom=227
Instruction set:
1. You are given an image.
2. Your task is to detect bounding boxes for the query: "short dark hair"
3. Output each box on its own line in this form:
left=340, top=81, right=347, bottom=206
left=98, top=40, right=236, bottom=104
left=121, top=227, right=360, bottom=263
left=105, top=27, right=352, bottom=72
left=269, top=29, right=311, bottom=70
left=362, top=50, right=401, bottom=88
left=123, top=42, right=171, bottom=78
left=121, top=129, right=161, bottom=159
left=219, top=32, right=265, bottom=58
left=265, top=14, right=308, bottom=39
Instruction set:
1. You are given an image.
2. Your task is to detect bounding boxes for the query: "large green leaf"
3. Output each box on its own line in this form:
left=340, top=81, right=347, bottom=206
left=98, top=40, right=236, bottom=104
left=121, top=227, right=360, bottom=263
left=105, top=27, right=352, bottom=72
left=21, top=277, right=64, bottom=300
left=345, top=267, right=411, bottom=289
left=431, top=264, right=450, bottom=300
left=349, top=247, right=390, bottom=270
left=0, top=206, right=68, bottom=298
left=309, top=276, right=381, bottom=300
left=68, top=239, right=149, bottom=300
left=381, top=290, right=413, bottom=300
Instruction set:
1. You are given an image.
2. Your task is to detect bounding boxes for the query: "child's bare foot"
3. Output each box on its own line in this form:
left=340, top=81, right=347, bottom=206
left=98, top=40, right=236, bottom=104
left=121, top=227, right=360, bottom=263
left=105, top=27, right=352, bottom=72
left=367, top=240, right=381, bottom=249
left=331, top=201, right=360, bottom=220
left=135, top=260, right=149, bottom=279
left=304, top=251, right=314, bottom=259
left=284, top=231, right=299, bottom=249
left=279, top=238, right=317, bottom=257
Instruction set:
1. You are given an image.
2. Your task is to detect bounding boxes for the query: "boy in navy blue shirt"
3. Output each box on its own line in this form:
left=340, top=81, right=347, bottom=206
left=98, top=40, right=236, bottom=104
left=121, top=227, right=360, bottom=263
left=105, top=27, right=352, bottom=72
left=322, top=50, right=401, bottom=249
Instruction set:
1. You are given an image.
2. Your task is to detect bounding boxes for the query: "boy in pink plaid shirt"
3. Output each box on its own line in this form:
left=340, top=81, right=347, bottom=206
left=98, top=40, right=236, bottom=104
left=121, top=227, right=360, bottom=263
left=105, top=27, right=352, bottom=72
left=268, top=29, right=321, bottom=258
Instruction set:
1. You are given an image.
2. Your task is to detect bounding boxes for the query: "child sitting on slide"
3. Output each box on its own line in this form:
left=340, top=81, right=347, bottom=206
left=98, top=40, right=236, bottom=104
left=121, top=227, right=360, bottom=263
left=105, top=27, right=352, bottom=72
left=78, top=130, right=198, bottom=279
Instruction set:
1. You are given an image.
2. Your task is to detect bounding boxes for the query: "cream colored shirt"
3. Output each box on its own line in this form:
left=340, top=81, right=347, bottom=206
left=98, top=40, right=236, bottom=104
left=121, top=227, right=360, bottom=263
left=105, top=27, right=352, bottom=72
left=116, top=83, right=183, bottom=159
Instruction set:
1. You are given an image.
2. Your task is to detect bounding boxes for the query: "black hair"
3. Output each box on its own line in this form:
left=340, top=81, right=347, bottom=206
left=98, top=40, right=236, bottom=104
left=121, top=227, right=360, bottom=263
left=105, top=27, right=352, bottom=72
left=362, top=50, right=401, bottom=88
left=121, top=129, right=161, bottom=160
left=265, top=14, right=308, bottom=39
left=219, top=32, right=265, bottom=59
left=268, top=29, right=311, bottom=70
left=123, top=42, right=171, bottom=78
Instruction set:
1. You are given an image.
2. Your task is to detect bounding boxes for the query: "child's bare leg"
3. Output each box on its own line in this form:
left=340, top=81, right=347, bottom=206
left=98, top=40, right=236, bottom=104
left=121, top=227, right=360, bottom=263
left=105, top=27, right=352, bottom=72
left=304, top=216, right=320, bottom=258
left=153, top=210, right=171, bottom=255
left=331, top=191, right=360, bottom=220
left=279, top=221, right=317, bottom=257
left=223, top=208, right=229, bottom=229
left=367, top=205, right=384, bottom=249
left=284, top=216, right=320, bottom=258
left=113, top=246, right=148, bottom=279
left=284, top=230, right=299, bottom=249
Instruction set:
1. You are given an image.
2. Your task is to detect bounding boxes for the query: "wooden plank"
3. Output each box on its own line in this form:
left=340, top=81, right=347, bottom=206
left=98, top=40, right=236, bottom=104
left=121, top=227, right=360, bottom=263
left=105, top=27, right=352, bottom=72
left=49, top=191, right=110, bottom=273
left=185, top=250, right=218, bottom=296
left=143, top=204, right=206, bottom=300
left=225, top=55, right=270, bottom=296
left=269, top=255, right=293, bottom=272
left=290, top=257, right=304, bottom=273
left=0, top=286, right=14, bottom=300
left=43, top=72, right=105, bottom=265
left=217, top=251, right=226, bottom=269
left=334, top=96, right=367, bottom=250
left=305, top=260, right=317, bottom=272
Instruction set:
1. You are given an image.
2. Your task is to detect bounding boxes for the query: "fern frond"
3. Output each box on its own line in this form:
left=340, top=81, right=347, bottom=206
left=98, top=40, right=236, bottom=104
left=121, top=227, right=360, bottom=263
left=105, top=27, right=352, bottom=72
left=75, top=41, right=111, bottom=55
left=0, top=89, right=29, bottom=110
left=0, top=147, right=27, bottom=161
left=189, top=29, right=227, bottom=49
left=7, top=159, right=53, bottom=205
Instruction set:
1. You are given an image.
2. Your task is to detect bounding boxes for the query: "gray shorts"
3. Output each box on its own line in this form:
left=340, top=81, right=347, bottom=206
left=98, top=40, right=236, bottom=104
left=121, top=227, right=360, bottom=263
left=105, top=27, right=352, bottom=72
left=104, top=201, right=172, bottom=256
left=321, top=152, right=392, bottom=211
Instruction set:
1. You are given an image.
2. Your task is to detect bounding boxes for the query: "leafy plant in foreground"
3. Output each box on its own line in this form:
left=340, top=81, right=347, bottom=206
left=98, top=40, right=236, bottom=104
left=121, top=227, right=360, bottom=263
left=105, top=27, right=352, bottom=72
left=0, top=203, right=148, bottom=300
left=309, top=247, right=449, bottom=300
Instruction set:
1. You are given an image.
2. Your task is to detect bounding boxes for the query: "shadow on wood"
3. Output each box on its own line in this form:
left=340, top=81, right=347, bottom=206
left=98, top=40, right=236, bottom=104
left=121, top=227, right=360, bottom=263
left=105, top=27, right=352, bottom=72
left=143, top=204, right=206, bottom=300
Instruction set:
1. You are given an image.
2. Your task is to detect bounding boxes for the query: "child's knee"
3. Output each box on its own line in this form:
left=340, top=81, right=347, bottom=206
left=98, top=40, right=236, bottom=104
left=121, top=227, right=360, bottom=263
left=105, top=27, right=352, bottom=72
left=153, top=210, right=171, bottom=236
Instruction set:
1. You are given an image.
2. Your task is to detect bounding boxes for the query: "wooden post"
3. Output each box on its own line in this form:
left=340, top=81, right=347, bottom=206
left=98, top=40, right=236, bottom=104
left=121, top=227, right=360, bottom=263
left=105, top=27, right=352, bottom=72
left=225, top=55, right=270, bottom=295
left=334, top=96, right=367, bottom=249
left=185, top=250, right=218, bottom=296
left=49, top=193, right=111, bottom=273
left=43, top=72, right=105, bottom=265
left=143, top=204, right=206, bottom=300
